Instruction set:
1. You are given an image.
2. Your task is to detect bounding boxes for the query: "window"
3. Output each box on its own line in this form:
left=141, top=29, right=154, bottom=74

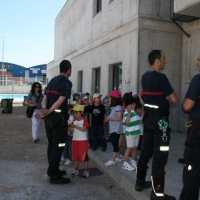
left=0, top=65, right=12, bottom=69
left=97, top=0, right=102, bottom=13
left=42, top=66, right=46, bottom=70
left=78, top=71, right=83, bottom=92
left=95, top=68, right=101, bottom=93
left=112, top=64, right=122, bottom=91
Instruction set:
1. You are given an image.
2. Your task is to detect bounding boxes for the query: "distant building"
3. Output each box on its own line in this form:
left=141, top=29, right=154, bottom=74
left=0, top=62, right=46, bottom=85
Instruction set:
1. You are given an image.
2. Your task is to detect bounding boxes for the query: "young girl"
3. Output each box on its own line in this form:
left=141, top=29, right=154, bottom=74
left=104, top=90, right=123, bottom=166
left=72, top=93, right=80, bottom=106
left=69, top=105, right=89, bottom=179
left=103, top=96, right=111, bottom=141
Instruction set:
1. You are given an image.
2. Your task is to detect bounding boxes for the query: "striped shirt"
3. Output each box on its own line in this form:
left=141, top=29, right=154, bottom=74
left=108, top=105, right=123, bottom=134
left=123, top=110, right=140, bottom=136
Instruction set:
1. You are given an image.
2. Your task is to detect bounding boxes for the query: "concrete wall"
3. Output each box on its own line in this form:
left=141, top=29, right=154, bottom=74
left=174, top=0, right=200, bottom=17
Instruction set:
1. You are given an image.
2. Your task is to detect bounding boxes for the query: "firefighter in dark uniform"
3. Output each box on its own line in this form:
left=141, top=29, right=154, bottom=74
left=135, top=50, right=178, bottom=200
left=180, top=55, right=200, bottom=200
left=40, top=60, right=72, bottom=184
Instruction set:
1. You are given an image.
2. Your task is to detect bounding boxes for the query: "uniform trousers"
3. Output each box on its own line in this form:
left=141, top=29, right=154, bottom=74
left=180, top=125, right=200, bottom=200
left=45, top=114, right=68, bottom=177
left=137, top=113, right=170, bottom=176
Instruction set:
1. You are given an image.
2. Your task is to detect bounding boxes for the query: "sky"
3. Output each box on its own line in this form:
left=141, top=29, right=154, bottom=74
left=0, top=0, right=67, bottom=68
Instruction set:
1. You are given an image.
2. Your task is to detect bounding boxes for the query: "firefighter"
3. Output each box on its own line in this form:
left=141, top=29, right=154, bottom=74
left=180, top=54, right=200, bottom=200
left=40, top=60, right=72, bottom=184
left=135, top=50, right=178, bottom=200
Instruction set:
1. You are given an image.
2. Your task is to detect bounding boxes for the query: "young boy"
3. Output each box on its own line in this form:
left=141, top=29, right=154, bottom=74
left=69, top=105, right=89, bottom=179
left=89, top=93, right=107, bottom=151
left=83, top=96, right=94, bottom=148
left=122, top=96, right=140, bottom=171
left=135, top=101, right=144, bottom=160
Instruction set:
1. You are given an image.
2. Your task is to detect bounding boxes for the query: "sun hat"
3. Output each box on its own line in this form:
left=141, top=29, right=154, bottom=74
left=93, top=93, right=102, bottom=98
left=73, top=105, right=84, bottom=112
left=108, top=90, right=121, bottom=98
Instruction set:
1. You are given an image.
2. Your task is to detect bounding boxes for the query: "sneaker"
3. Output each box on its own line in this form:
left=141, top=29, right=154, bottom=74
left=71, top=170, right=79, bottom=176
left=122, top=163, right=135, bottom=171
left=82, top=170, right=89, bottom=179
left=120, top=154, right=124, bottom=158
left=64, top=160, right=72, bottom=166
left=115, top=157, right=123, bottom=163
left=50, top=176, right=70, bottom=184
left=60, top=158, right=67, bottom=165
left=58, top=169, right=67, bottom=176
left=130, top=159, right=137, bottom=168
left=105, top=160, right=116, bottom=166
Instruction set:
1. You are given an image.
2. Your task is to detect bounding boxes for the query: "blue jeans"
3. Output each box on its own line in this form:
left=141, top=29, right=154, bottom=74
left=63, top=136, right=72, bottom=161
left=91, top=124, right=107, bottom=148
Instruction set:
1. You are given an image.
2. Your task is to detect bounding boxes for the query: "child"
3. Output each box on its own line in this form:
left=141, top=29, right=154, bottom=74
left=60, top=104, right=74, bottom=165
left=104, top=90, right=123, bottom=166
left=89, top=93, right=107, bottom=151
left=103, top=96, right=111, bottom=141
left=83, top=96, right=94, bottom=148
left=135, top=101, right=144, bottom=160
left=69, top=105, right=89, bottom=179
left=72, top=93, right=80, bottom=106
left=122, top=96, right=140, bottom=171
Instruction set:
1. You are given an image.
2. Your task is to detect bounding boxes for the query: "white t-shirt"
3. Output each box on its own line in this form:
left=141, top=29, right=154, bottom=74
left=72, top=118, right=89, bottom=141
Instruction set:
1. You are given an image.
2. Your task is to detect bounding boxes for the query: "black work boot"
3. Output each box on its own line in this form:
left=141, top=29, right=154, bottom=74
left=50, top=175, right=70, bottom=184
left=150, top=175, right=176, bottom=200
left=135, top=166, right=151, bottom=191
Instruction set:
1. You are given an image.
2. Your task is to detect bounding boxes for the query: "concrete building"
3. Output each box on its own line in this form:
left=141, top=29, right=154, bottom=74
left=47, top=0, right=200, bottom=131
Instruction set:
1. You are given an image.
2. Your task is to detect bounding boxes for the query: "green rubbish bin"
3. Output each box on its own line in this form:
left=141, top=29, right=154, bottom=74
left=1, top=99, right=14, bottom=114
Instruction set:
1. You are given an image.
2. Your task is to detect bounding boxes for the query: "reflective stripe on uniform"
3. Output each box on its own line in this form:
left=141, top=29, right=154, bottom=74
left=151, top=176, right=164, bottom=197
left=144, top=104, right=159, bottom=109
left=141, top=91, right=164, bottom=96
left=58, top=143, right=65, bottom=147
left=160, top=146, right=169, bottom=151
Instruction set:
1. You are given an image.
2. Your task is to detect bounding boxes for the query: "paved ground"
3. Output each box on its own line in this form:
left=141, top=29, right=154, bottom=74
left=0, top=106, right=133, bottom=200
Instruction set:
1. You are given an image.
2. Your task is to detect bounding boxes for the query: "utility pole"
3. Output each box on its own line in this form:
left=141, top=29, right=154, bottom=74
left=2, top=36, right=4, bottom=85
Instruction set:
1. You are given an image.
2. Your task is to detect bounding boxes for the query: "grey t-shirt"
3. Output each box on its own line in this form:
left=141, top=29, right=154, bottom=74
left=108, top=105, right=123, bottom=134
left=27, top=92, right=44, bottom=109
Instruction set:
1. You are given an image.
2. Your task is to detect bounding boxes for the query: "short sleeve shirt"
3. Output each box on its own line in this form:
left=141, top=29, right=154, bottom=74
left=46, top=75, right=72, bottom=111
left=108, top=105, right=123, bottom=134
left=89, top=104, right=106, bottom=125
left=72, top=118, right=89, bottom=141
left=185, top=74, right=200, bottom=120
left=27, top=92, right=44, bottom=109
left=142, top=71, right=174, bottom=108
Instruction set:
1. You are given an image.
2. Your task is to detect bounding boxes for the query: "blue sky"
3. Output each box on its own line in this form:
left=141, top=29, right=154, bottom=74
left=0, top=0, right=67, bottom=68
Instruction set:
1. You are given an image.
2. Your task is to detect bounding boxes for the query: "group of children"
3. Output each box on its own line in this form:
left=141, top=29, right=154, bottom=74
left=60, top=90, right=144, bottom=179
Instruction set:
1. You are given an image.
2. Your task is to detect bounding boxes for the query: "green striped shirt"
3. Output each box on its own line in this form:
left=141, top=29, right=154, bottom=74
left=123, top=110, right=141, bottom=136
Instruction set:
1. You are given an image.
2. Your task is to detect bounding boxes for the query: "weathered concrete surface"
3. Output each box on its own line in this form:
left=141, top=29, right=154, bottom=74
left=0, top=106, right=133, bottom=200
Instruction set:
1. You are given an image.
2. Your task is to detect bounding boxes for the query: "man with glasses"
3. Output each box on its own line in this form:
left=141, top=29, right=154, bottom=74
left=180, top=55, right=200, bottom=200
left=40, top=60, right=72, bottom=184
left=135, top=50, right=178, bottom=200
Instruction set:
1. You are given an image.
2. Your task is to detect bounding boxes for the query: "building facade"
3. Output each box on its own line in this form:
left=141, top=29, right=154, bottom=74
left=47, top=0, right=200, bottom=131
left=0, top=62, right=47, bottom=85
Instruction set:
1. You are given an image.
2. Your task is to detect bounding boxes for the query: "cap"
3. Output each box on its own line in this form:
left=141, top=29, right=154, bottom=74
left=93, top=93, right=102, bottom=98
left=108, top=90, right=121, bottom=98
left=73, top=93, right=80, bottom=98
left=85, top=92, right=90, bottom=96
left=73, top=105, right=84, bottom=112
